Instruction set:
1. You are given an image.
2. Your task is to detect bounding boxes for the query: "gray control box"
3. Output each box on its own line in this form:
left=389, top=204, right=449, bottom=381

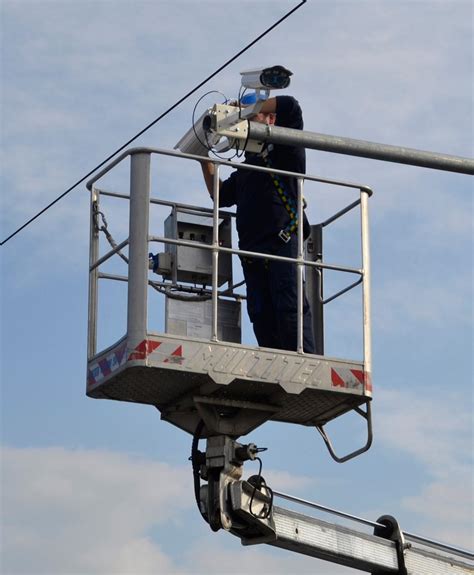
left=164, top=211, right=232, bottom=286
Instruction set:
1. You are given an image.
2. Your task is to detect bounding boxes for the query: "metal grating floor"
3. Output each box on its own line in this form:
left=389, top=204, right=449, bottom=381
left=91, top=365, right=367, bottom=436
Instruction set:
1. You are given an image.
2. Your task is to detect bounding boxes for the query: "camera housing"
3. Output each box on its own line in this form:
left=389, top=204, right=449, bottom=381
left=175, top=65, right=293, bottom=155
left=240, top=65, right=292, bottom=90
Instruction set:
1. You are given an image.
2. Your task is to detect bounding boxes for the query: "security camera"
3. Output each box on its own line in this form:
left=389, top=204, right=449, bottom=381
left=240, top=65, right=293, bottom=90
left=174, top=108, right=221, bottom=156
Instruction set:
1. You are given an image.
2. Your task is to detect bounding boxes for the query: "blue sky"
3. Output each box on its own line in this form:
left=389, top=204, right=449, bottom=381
left=1, top=1, right=472, bottom=574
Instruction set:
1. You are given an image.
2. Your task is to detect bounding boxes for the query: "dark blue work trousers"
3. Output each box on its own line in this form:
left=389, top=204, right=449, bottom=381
left=241, top=239, right=315, bottom=354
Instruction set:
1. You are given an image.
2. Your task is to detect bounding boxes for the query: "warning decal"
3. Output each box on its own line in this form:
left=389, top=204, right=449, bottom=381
left=331, top=367, right=372, bottom=392
left=129, top=339, right=184, bottom=365
left=87, top=339, right=128, bottom=388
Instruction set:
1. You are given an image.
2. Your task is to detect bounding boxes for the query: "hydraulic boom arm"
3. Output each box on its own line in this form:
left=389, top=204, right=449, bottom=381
left=192, top=433, right=474, bottom=575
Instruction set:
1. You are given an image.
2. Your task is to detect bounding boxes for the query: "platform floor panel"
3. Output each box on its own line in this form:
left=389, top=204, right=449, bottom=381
left=87, top=334, right=371, bottom=435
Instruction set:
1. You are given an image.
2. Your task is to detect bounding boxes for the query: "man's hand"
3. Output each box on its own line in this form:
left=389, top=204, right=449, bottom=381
left=200, top=159, right=221, bottom=199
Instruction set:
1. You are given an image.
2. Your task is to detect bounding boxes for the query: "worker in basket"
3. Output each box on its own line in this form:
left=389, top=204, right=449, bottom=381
left=199, top=93, right=315, bottom=354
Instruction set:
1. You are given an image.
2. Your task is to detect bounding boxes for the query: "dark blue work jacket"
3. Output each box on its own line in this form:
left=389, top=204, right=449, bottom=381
left=219, top=96, right=307, bottom=253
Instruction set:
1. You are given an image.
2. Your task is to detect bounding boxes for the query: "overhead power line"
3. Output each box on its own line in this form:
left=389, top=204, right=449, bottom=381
left=1, top=0, right=307, bottom=247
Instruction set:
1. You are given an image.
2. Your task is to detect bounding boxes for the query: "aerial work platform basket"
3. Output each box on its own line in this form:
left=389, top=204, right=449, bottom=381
left=86, top=147, right=373, bottom=462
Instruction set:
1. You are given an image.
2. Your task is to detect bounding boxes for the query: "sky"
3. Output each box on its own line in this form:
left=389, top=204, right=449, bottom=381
left=1, top=1, right=473, bottom=574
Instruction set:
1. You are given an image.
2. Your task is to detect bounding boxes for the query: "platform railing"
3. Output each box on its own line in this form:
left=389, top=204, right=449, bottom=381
left=86, top=147, right=372, bottom=374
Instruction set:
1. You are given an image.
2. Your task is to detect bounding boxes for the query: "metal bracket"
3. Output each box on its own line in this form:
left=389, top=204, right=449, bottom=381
left=205, top=435, right=247, bottom=531
left=229, top=480, right=276, bottom=545
left=195, top=435, right=277, bottom=543
left=372, top=515, right=409, bottom=575
left=204, top=104, right=264, bottom=154
left=194, top=396, right=277, bottom=437
left=315, top=400, right=373, bottom=463
left=201, top=436, right=260, bottom=532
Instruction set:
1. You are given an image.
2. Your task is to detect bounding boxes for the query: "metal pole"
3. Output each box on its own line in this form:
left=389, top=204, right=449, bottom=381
left=248, top=123, right=474, bottom=175
left=360, top=189, right=372, bottom=391
left=127, top=153, right=151, bottom=348
left=171, top=206, right=178, bottom=285
left=296, top=177, right=304, bottom=354
left=305, top=224, right=324, bottom=355
left=87, top=187, right=99, bottom=360
left=211, top=163, right=220, bottom=341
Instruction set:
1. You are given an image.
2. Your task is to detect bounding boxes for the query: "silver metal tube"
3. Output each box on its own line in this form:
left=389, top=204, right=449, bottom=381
left=248, top=123, right=474, bottom=175
left=97, top=272, right=235, bottom=299
left=211, top=163, right=220, bottom=341
left=171, top=207, right=178, bottom=285
left=273, top=490, right=379, bottom=528
left=305, top=224, right=324, bottom=355
left=127, top=153, right=151, bottom=348
left=95, top=188, right=235, bottom=218
left=87, top=146, right=373, bottom=193
left=403, top=532, right=474, bottom=561
left=322, top=276, right=363, bottom=305
left=87, top=187, right=100, bottom=359
left=149, top=235, right=363, bottom=275
left=89, top=238, right=129, bottom=271
left=86, top=150, right=132, bottom=190
left=98, top=272, right=129, bottom=283
left=360, top=190, right=372, bottom=391
left=321, top=198, right=361, bottom=228
left=296, top=177, right=304, bottom=353
left=274, top=491, right=473, bottom=561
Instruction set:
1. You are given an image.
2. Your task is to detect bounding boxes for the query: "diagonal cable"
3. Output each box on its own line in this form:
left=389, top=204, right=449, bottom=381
left=1, top=0, right=306, bottom=246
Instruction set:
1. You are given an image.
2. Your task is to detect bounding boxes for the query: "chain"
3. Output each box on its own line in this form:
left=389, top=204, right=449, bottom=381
left=94, top=205, right=130, bottom=266
left=93, top=203, right=211, bottom=301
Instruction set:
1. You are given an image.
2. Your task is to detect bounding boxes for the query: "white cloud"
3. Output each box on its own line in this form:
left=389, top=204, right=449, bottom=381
left=1, top=446, right=191, bottom=574
left=184, top=537, right=358, bottom=575
left=375, top=388, right=473, bottom=548
left=6, top=443, right=469, bottom=574
left=376, top=388, right=472, bottom=472
left=401, top=469, right=473, bottom=549
left=1, top=446, right=336, bottom=575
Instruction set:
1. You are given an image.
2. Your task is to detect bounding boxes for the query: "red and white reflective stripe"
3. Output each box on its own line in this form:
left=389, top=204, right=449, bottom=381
left=128, top=340, right=162, bottom=360
left=88, top=340, right=128, bottom=387
left=128, top=339, right=183, bottom=363
left=163, top=345, right=183, bottom=363
left=331, top=367, right=372, bottom=392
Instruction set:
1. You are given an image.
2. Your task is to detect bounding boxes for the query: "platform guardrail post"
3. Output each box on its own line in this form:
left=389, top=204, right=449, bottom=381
left=360, top=189, right=372, bottom=384
left=127, top=152, right=151, bottom=348
left=306, top=224, right=324, bottom=356
left=88, top=187, right=100, bottom=360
